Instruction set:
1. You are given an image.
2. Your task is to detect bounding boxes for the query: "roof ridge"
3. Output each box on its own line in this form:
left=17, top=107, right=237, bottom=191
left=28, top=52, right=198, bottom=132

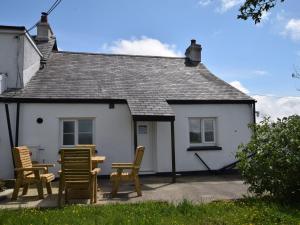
left=55, top=50, right=186, bottom=59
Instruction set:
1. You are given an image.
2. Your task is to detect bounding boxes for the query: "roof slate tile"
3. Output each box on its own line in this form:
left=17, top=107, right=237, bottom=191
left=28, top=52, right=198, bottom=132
left=2, top=52, right=254, bottom=117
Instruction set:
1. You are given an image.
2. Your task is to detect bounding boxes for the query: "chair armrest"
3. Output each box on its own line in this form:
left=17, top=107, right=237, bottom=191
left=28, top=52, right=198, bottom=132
left=112, top=163, right=133, bottom=166
left=91, top=168, right=101, bottom=175
left=15, top=167, right=46, bottom=172
left=112, top=164, right=134, bottom=169
left=32, top=164, right=55, bottom=168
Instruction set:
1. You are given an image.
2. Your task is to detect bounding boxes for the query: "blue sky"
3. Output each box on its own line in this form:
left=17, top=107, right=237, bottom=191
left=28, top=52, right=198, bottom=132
left=1, top=0, right=300, bottom=119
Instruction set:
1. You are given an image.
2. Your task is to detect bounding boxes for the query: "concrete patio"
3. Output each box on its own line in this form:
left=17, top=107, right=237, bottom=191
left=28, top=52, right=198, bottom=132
left=0, top=174, right=250, bottom=209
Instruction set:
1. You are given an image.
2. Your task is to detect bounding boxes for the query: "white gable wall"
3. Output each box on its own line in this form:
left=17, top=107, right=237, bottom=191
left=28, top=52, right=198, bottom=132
left=0, top=32, right=23, bottom=89
left=23, top=35, right=41, bottom=86
left=0, top=30, right=41, bottom=90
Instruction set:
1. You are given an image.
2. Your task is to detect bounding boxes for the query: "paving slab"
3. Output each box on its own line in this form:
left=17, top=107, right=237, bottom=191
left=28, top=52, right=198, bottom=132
left=0, top=174, right=250, bottom=209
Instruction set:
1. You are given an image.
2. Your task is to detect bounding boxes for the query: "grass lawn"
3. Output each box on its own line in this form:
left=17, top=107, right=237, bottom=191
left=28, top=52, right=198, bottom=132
left=0, top=198, right=299, bottom=225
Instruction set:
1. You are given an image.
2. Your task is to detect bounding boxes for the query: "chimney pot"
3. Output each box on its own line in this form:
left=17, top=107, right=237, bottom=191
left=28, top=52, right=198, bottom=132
left=191, top=39, right=196, bottom=45
left=41, top=12, right=48, bottom=23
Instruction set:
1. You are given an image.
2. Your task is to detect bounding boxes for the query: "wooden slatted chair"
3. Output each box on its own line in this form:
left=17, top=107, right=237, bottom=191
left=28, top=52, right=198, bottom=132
left=58, top=148, right=100, bottom=206
left=75, top=145, right=99, bottom=169
left=11, top=146, right=55, bottom=200
left=110, top=146, right=145, bottom=197
left=76, top=144, right=97, bottom=156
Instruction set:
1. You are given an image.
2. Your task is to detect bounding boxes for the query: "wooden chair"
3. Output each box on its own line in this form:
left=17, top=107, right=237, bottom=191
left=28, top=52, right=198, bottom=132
left=11, top=146, right=55, bottom=200
left=76, top=144, right=97, bottom=156
left=58, top=148, right=100, bottom=206
left=110, top=146, right=145, bottom=197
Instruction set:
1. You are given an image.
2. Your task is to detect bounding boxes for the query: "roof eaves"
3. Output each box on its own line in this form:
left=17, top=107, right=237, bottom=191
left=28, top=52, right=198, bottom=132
left=0, top=97, right=127, bottom=104
left=0, top=25, right=26, bottom=31
left=167, top=99, right=256, bottom=104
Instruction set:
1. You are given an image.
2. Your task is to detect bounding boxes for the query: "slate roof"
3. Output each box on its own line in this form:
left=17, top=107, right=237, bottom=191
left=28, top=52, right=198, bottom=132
left=1, top=51, right=254, bottom=118
left=32, top=36, right=57, bottom=61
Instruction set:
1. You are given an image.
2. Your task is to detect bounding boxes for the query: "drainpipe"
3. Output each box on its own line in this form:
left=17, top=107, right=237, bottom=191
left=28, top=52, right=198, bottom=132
left=171, top=120, right=176, bottom=183
left=252, top=102, right=256, bottom=124
left=133, top=120, right=137, bottom=151
left=4, top=103, right=15, bottom=168
left=15, top=102, right=20, bottom=146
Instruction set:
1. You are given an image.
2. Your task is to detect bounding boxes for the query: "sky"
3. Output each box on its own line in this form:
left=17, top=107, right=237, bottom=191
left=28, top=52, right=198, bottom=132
left=1, top=0, right=300, bottom=121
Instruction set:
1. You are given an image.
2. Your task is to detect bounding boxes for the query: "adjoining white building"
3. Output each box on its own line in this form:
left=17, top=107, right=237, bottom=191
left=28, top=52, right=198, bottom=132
left=0, top=13, right=255, bottom=180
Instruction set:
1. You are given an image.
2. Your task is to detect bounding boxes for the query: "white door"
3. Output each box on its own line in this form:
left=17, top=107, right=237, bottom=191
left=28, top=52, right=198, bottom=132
left=137, top=122, right=154, bottom=172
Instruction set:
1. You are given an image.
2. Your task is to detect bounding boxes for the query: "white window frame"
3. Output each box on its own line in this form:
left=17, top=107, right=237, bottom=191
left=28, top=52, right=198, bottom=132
left=189, top=117, right=217, bottom=146
left=60, top=118, right=95, bottom=147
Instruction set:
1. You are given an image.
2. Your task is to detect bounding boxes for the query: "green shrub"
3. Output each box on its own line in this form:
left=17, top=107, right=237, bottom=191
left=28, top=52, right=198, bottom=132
left=237, top=115, right=300, bottom=202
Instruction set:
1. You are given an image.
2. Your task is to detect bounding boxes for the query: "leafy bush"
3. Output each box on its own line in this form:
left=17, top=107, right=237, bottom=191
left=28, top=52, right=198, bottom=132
left=237, top=115, right=300, bottom=202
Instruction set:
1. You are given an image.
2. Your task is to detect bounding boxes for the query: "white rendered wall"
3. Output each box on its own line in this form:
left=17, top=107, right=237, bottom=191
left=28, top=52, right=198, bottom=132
left=0, top=30, right=41, bottom=89
left=23, top=37, right=41, bottom=86
left=0, top=102, right=253, bottom=178
left=0, top=103, right=17, bottom=179
left=0, top=33, right=23, bottom=89
left=155, top=104, right=253, bottom=172
left=0, top=103, right=134, bottom=178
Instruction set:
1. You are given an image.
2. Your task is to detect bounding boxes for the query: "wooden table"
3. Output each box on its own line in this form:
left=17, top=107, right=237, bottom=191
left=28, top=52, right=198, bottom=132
left=58, top=156, right=106, bottom=168
left=91, top=156, right=106, bottom=168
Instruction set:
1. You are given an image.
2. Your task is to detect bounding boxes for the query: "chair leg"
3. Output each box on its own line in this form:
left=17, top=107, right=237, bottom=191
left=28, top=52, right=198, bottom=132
left=134, top=176, right=142, bottom=196
left=94, top=175, right=97, bottom=203
left=90, top=182, right=94, bottom=204
left=36, top=181, right=44, bottom=199
left=12, top=178, right=22, bottom=200
left=22, top=183, right=29, bottom=195
left=65, top=188, right=69, bottom=204
left=46, top=182, right=52, bottom=194
left=111, top=177, right=121, bottom=197
left=58, top=178, right=63, bottom=207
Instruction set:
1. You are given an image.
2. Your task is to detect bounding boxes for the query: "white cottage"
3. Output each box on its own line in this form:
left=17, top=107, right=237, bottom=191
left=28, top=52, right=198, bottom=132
left=0, top=13, right=255, bottom=180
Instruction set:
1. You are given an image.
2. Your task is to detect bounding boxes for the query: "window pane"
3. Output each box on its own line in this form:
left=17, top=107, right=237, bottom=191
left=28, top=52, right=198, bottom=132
left=78, top=120, right=93, bottom=133
left=189, top=119, right=201, bottom=143
left=78, top=133, right=93, bottom=144
left=204, top=120, right=214, bottom=142
left=63, top=134, right=75, bottom=145
left=138, top=125, right=147, bottom=134
left=205, top=131, right=214, bottom=142
left=204, top=120, right=214, bottom=131
left=63, top=121, right=75, bottom=133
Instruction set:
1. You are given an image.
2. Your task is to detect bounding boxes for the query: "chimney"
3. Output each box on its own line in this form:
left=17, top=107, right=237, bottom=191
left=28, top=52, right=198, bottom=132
left=36, top=12, right=54, bottom=42
left=185, top=39, right=202, bottom=66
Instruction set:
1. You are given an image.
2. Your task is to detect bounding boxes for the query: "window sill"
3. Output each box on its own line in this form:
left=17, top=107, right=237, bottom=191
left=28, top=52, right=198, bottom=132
left=187, top=146, right=222, bottom=151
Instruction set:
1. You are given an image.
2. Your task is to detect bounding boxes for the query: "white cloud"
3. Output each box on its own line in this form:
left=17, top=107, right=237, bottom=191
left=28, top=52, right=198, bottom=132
left=284, top=18, right=300, bottom=41
left=230, top=81, right=300, bottom=121
left=256, top=11, right=271, bottom=27
left=229, top=81, right=250, bottom=94
left=198, top=0, right=212, bottom=7
left=252, top=70, right=268, bottom=76
left=103, top=37, right=182, bottom=57
left=254, top=95, right=300, bottom=121
left=217, top=0, right=243, bottom=13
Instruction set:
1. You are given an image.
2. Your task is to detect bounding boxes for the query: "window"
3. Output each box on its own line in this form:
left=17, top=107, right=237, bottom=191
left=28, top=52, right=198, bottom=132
left=189, top=118, right=216, bottom=145
left=138, top=125, right=148, bottom=134
left=61, top=119, right=94, bottom=146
